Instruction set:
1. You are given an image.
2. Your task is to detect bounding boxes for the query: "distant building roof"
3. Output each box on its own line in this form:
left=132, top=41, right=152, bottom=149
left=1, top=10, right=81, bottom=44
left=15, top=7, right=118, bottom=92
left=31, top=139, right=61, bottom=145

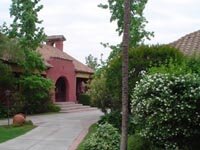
left=169, top=30, right=200, bottom=55
left=37, top=45, right=94, bottom=74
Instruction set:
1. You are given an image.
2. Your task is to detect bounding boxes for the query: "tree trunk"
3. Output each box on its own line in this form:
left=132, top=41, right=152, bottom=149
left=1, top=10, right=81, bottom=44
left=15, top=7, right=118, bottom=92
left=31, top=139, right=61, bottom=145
left=120, top=0, right=131, bottom=149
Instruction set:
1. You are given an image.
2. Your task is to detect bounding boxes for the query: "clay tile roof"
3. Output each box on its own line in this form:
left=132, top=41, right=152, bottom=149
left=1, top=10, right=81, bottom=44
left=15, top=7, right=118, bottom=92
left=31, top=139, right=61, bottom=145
left=37, top=45, right=72, bottom=61
left=37, top=45, right=94, bottom=74
left=66, top=54, right=94, bottom=74
left=169, top=30, right=200, bottom=55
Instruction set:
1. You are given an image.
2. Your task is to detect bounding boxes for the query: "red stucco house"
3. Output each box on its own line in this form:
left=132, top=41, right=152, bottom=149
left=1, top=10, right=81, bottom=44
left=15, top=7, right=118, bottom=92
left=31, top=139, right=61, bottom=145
left=37, top=35, right=94, bottom=103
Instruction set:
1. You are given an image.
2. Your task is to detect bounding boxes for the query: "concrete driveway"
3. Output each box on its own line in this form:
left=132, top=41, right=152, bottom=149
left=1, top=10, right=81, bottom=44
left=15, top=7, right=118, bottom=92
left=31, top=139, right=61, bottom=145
left=0, top=110, right=103, bottom=150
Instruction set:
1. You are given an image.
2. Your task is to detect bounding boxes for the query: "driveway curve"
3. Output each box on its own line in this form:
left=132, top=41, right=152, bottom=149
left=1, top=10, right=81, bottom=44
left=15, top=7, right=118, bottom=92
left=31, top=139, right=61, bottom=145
left=0, top=110, right=103, bottom=150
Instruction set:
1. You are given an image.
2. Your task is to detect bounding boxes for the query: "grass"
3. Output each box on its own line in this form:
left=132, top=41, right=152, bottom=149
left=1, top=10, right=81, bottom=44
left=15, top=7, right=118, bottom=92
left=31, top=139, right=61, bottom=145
left=0, top=124, right=35, bottom=143
left=77, top=123, right=98, bottom=150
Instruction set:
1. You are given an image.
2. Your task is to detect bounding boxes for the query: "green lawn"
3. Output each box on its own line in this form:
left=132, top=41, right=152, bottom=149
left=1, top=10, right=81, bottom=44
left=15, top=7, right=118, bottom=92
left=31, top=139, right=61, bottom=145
left=0, top=124, right=35, bottom=143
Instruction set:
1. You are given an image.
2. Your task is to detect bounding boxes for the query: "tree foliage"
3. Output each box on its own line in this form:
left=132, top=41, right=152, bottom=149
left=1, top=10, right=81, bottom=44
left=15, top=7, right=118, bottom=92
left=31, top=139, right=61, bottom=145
left=1, top=0, right=47, bottom=73
left=0, top=34, right=22, bottom=118
left=99, top=0, right=153, bottom=47
left=149, top=55, right=200, bottom=75
left=104, top=45, right=184, bottom=110
left=9, top=0, right=46, bottom=51
left=22, top=50, right=46, bottom=73
left=0, top=1, right=58, bottom=117
left=88, top=45, right=184, bottom=112
left=0, top=62, right=15, bottom=91
left=20, top=75, right=53, bottom=114
left=85, top=54, right=99, bottom=71
left=87, top=71, right=114, bottom=113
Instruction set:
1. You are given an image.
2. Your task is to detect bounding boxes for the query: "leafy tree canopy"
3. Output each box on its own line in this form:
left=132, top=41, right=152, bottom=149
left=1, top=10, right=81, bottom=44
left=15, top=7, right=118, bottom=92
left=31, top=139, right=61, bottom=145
left=85, top=54, right=100, bottom=71
left=8, top=0, right=46, bottom=51
left=99, top=0, right=153, bottom=47
left=0, top=0, right=47, bottom=73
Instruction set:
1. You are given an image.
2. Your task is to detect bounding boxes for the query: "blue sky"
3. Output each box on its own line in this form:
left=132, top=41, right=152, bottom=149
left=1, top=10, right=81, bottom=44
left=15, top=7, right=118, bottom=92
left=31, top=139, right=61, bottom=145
left=0, top=0, right=200, bottom=63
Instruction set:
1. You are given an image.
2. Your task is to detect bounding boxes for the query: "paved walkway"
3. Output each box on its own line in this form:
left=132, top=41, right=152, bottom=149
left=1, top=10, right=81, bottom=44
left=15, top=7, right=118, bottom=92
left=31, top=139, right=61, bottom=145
left=0, top=110, right=103, bottom=150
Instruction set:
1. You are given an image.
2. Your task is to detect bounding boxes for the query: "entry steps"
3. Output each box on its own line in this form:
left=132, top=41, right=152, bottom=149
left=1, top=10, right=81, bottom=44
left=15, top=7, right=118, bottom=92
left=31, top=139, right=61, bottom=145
left=55, top=102, right=98, bottom=113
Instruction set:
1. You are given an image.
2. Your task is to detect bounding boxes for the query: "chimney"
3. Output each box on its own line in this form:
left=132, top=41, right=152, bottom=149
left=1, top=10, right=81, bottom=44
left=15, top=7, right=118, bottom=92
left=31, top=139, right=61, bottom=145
left=46, top=35, right=66, bottom=51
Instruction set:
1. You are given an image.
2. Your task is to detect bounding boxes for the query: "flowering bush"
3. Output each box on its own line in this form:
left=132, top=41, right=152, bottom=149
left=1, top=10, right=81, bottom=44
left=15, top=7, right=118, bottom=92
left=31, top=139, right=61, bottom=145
left=131, top=73, right=200, bottom=149
left=83, top=123, right=120, bottom=150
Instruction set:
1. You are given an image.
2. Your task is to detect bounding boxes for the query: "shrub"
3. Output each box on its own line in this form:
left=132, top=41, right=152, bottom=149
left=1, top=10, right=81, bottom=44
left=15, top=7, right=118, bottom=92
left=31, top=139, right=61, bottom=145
left=88, top=45, right=184, bottom=112
left=128, top=134, right=157, bottom=150
left=83, top=123, right=120, bottom=150
left=131, top=73, right=200, bottom=149
left=149, top=55, right=200, bottom=75
left=0, top=62, right=22, bottom=118
left=0, top=91, right=25, bottom=118
left=47, top=103, right=60, bottom=112
left=98, top=110, right=122, bottom=131
left=0, top=62, right=15, bottom=90
left=20, top=75, right=53, bottom=114
left=98, top=111, right=135, bottom=134
left=0, top=104, right=7, bottom=118
left=79, top=94, right=91, bottom=105
left=10, top=92, right=25, bottom=114
left=186, top=55, right=200, bottom=74
left=87, top=72, right=114, bottom=113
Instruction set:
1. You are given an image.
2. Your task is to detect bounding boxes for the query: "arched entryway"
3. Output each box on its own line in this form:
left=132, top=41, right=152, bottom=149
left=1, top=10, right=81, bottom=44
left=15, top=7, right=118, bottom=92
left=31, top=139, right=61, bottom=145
left=55, top=77, right=68, bottom=102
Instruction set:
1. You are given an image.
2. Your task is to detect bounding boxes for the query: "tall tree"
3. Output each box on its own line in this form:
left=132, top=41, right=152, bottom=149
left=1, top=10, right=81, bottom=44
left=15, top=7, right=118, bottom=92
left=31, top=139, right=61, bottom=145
left=9, top=0, right=46, bottom=51
left=120, top=0, right=131, bottom=149
left=6, top=0, right=46, bottom=73
left=99, top=0, right=153, bottom=48
left=99, top=0, right=152, bottom=149
left=1, top=0, right=52, bottom=116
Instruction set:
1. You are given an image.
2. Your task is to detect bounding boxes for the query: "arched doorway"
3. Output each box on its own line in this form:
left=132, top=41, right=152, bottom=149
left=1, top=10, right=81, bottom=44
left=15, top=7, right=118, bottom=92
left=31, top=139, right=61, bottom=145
left=55, top=77, right=68, bottom=102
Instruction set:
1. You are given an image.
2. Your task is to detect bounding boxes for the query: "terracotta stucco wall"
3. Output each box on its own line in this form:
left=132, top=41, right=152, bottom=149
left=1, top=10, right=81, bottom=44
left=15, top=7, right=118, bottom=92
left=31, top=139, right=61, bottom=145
left=46, top=58, right=76, bottom=102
